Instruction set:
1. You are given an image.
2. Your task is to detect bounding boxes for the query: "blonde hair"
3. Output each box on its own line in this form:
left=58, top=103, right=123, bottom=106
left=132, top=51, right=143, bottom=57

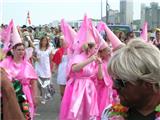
left=82, top=42, right=95, bottom=54
left=108, top=38, right=160, bottom=87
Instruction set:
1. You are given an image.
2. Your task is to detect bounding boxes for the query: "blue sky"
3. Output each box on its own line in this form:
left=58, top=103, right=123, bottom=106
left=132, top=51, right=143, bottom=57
left=1, top=0, right=160, bottom=26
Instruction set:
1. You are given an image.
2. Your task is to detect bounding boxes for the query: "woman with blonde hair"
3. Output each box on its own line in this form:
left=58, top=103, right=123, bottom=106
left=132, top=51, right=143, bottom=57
left=59, top=16, right=102, bottom=120
left=53, top=35, right=68, bottom=98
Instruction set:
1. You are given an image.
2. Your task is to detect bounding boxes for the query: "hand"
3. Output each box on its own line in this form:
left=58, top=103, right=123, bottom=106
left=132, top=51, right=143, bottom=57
left=97, top=57, right=102, bottom=64
left=89, top=54, right=98, bottom=62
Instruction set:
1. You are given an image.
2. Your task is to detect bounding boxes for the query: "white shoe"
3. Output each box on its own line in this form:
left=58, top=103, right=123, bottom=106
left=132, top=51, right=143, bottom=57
left=41, top=100, right=46, bottom=104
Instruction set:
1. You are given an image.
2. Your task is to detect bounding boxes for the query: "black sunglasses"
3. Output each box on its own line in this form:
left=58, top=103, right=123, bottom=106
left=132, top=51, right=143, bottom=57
left=113, top=78, right=127, bottom=89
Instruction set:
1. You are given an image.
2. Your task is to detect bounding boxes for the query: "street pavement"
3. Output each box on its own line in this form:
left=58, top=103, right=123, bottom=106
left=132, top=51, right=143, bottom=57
left=35, top=75, right=61, bottom=120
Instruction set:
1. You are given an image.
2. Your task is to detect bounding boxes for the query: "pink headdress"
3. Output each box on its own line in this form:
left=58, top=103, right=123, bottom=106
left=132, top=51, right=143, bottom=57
left=97, top=21, right=125, bottom=51
left=1, top=19, right=13, bottom=52
left=60, top=19, right=77, bottom=54
left=88, top=19, right=109, bottom=51
left=99, top=39, right=109, bottom=50
left=140, top=21, right=148, bottom=42
left=73, top=15, right=91, bottom=54
left=11, top=21, right=22, bottom=47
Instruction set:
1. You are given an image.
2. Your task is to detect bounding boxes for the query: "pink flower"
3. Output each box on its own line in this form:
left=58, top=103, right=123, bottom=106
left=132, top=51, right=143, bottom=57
left=109, top=115, right=125, bottom=120
left=155, top=117, right=160, bottom=120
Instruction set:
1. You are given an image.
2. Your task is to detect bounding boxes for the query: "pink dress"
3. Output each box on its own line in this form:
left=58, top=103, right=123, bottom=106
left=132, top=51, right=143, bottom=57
left=0, top=57, right=38, bottom=120
left=59, top=53, right=99, bottom=120
left=95, top=60, right=113, bottom=120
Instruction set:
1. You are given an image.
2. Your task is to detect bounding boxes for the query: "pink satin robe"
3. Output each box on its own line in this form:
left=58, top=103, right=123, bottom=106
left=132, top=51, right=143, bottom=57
left=59, top=53, right=99, bottom=120
left=95, top=60, right=114, bottom=120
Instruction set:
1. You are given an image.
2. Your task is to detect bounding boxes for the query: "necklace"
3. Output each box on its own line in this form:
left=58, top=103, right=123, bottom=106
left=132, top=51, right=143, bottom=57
left=105, top=103, right=160, bottom=120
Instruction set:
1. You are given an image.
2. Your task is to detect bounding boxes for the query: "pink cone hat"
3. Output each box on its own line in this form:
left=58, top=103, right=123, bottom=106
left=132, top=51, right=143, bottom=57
left=60, top=19, right=77, bottom=54
left=88, top=20, right=109, bottom=51
left=11, top=21, right=22, bottom=47
left=97, top=21, right=125, bottom=51
left=1, top=19, right=13, bottom=52
left=140, top=21, right=148, bottom=42
left=99, top=39, right=109, bottom=50
left=73, top=15, right=90, bottom=54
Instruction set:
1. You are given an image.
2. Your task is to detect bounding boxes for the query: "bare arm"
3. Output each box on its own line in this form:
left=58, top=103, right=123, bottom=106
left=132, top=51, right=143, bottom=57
left=0, top=68, right=25, bottom=120
left=97, top=63, right=103, bottom=80
left=72, top=55, right=97, bottom=72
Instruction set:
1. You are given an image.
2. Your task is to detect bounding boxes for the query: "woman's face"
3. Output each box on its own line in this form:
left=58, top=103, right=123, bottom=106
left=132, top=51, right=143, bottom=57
left=99, top=47, right=111, bottom=60
left=156, top=31, right=160, bottom=40
left=113, top=79, right=154, bottom=109
left=13, top=45, right=25, bottom=59
left=41, top=38, right=48, bottom=47
left=88, top=43, right=96, bottom=56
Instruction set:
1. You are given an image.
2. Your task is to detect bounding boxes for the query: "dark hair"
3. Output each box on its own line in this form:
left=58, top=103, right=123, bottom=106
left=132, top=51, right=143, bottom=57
left=156, top=44, right=160, bottom=50
left=12, top=43, right=25, bottom=49
left=156, top=30, right=160, bottom=35
left=6, top=43, right=25, bottom=57
left=54, top=36, right=61, bottom=48
left=39, top=36, right=49, bottom=50
left=6, top=50, right=13, bottom=57
left=22, top=25, right=27, bottom=28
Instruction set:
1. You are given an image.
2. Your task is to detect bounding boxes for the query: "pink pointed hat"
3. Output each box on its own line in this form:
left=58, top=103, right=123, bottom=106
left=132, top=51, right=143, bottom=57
left=98, top=21, right=125, bottom=51
left=99, top=39, right=109, bottom=50
left=61, top=19, right=77, bottom=44
left=11, top=21, right=22, bottom=47
left=1, top=19, right=13, bottom=52
left=73, top=15, right=93, bottom=54
left=140, top=21, right=148, bottom=42
left=60, top=19, right=77, bottom=54
left=1, top=19, right=13, bottom=43
left=88, top=20, right=108, bottom=51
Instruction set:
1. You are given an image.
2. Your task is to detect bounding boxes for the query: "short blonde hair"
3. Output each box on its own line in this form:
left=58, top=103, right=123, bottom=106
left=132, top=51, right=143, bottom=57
left=108, top=38, right=160, bottom=86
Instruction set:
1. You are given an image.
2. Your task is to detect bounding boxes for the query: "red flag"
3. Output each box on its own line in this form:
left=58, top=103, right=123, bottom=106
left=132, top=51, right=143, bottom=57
left=27, top=11, right=31, bottom=25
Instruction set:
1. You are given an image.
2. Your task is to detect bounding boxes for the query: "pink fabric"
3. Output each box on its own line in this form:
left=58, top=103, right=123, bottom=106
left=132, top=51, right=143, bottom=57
left=1, top=19, right=13, bottom=53
left=59, top=53, right=99, bottom=120
left=60, top=19, right=77, bottom=55
left=89, top=20, right=103, bottom=52
left=73, top=16, right=102, bottom=54
left=0, top=57, right=37, bottom=120
left=73, top=15, right=89, bottom=54
left=97, top=21, right=105, bottom=33
left=11, top=22, right=22, bottom=47
left=140, top=21, right=148, bottom=42
left=95, top=60, right=113, bottom=120
left=97, top=21, right=124, bottom=50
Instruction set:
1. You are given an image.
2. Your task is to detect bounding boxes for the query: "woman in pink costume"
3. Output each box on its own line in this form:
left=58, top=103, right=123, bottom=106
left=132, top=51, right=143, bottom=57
left=0, top=43, right=38, bottom=120
left=59, top=15, right=105, bottom=120
left=96, top=40, right=114, bottom=120
left=60, top=40, right=104, bottom=120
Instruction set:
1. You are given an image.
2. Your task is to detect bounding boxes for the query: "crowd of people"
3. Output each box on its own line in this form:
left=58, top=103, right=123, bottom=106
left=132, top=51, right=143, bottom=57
left=0, top=16, right=160, bottom=120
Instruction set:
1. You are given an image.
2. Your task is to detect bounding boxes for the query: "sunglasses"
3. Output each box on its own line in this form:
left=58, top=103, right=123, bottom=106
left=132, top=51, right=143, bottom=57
left=113, top=78, right=127, bottom=89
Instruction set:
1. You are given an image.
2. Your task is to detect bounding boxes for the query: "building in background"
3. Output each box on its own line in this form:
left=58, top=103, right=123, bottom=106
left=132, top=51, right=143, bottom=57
left=141, top=3, right=146, bottom=27
left=141, top=2, right=160, bottom=29
left=120, top=0, right=133, bottom=25
left=102, top=9, right=120, bottom=24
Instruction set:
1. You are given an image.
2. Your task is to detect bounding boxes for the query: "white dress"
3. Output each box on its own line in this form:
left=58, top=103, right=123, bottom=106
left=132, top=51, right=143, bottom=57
left=57, top=55, right=68, bottom=85
left=35, top=47, right=53, bottom=78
